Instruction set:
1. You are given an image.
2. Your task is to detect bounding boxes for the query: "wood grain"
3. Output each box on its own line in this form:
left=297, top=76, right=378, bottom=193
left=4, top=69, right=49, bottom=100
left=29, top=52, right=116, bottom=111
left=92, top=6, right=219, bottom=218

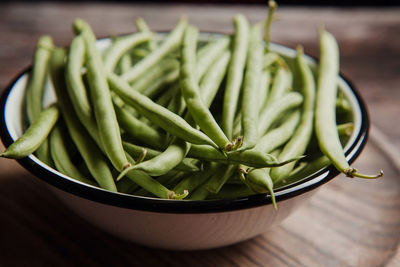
left=0, top=3, right=399, bottom=266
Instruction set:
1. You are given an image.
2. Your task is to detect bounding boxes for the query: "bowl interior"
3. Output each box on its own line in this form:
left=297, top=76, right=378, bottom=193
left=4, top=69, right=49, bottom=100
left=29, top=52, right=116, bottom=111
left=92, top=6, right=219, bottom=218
left=0, top=33, right=368, bottom=213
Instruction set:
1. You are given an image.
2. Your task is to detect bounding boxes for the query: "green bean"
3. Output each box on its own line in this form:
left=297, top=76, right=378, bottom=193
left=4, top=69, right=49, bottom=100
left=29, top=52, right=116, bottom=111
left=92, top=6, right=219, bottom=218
left=188, top=184, right=211, bottom=200
left=120, top=139, right=199, bottom=176
left=196, top=36, right=231, bottom=81
left=131, top=48, right=150, bottom=59
left=163, top=171, right=190, bottom=190
left=155, top=83, right=180, bottom=107
left=258, top=92, right=303, bottom=136
left=258, top=71, right=272, bottom=110
left=121, top=18, right=187, bottom=83
left=264, top=67, right=292, bottom=108
left=264, top=0, right=277, bottom=52
left=65, top=35, right=101, bottom=145
left=337, top=122, right=354, bottom=136
left=270, top=46, right=316, bottom=182
left=26, top=35, right=54, bottom=165
left=118, top=53, right=133, bottom=75
left=180, top=25, right=231, bottom=151
left=254, top=110, right=301, bottom=153
left=205, top=164, right=237, bottom=194
left=188, top=144, right=302, bottom=168
left=130, top=172, right=187, bottom=197
left=173, top=162, right=218, bottom=195
left=108, top=73, right=219, bottom=149
left=142, top=68, right=179, bottom=99
left=103, top=31, right=153, bottom=73
left=113, top=94, right=167, bottom=149
left=136, top=17, right=157, bottom=51
left=130, top=50, right=231, bottom=178
left=336, top=96, right=352, bottom=115
left=1, top=104, right=59, bottom=159
left=315, top=29, right=382, bottom=179
left=130, top=170, right=182, bottom=197
left=148, top=45, right=231, bottom=180
left=244, top=168, right=277, bottom=209
left=122, top=153, right=187, bottom=199
left=263, top=52, right=281, bottom=69
left=49, top=48, right=117, bottom=191
left=199, top=51, right=231, bottom=107
left=26, top=35, right=54, bottom=124
left=221, top=14, right=249, bottom=140
left=132, top=59, right=179, bottom=95
left=167, top=90, right=186, bottom=115
left=275, top=122, right=354, bottom=189
left=167, top=37, right=230, bottom=114
left=75, top=19, right=130, bottom=172
left=206, top=184, right=256, bottom=200
left=117, top=176, right=139, bottom=194
left=275, top=155, right=331, bottom=188
left=49, top=122, right=97, bottom=186
left=240, top=23, right=264, bottom=150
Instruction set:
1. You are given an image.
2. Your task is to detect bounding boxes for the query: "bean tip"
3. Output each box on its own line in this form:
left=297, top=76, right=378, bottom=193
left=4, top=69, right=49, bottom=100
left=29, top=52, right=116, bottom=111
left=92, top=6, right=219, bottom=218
left=268, top=0, right=277, bottom=9
left=344, top=168, right=384, bottom=179
left=169, top=190, right=189, bottom=200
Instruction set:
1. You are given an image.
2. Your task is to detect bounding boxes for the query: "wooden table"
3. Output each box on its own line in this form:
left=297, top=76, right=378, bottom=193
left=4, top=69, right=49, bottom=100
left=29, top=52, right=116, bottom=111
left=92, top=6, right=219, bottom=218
left=0, top=3, right=399, bottom=266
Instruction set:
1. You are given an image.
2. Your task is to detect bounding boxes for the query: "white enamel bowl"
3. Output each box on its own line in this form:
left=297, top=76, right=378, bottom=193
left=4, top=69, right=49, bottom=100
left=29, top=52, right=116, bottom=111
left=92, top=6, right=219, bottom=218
left=0, top=35, right=370, bottom=250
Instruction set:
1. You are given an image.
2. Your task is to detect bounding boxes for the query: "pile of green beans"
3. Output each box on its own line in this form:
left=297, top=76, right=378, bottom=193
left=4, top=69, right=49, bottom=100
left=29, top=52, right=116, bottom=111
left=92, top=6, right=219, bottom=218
left=1, top=1, right=383, bottom=206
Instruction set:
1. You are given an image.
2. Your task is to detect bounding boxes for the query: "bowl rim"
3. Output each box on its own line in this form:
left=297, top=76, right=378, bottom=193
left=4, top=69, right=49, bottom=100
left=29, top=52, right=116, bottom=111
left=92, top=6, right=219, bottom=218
left=0, top=39, right=370, bottom=214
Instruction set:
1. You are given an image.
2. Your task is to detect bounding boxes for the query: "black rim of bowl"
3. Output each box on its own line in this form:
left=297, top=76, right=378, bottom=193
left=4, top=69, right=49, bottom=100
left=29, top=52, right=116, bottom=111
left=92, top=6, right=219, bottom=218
left=0, top=56, right=369, bottom=215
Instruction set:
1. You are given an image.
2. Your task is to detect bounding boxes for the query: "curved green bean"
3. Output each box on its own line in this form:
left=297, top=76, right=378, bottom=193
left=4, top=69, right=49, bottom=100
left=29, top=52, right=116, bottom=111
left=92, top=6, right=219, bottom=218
left=254, top=110, right=301, bottom=153
left=136, top=17, right=158, bottom=51
left=188, top=144, right=302, bottom=168
left=121, top=18, right=187, bottom=83
left=26, top=35, right=54, bottom=124
left=244, top=168, right=277, bottom=209
left=26, top=35, right=54, bottom=165
left=240, top=23, right=264, bottom=150
left=50, top=122, right=97, bottom=186
left=108, top=73, right=219, bottom=149
left=270, top=46, right=316, bottom=182
left=1, top=104, right=59, bottom=159
left=206, top=184, right=256, bottom=200
left=264, top=66, right=292, bottom=108
left=103, top=31, right=153, bottom=73
left=122, top=141, right=199, bottom=172
left=315, top=29, right=382, bottom=179
left=180, top=25, right=231, bottom=151
left=205, top=164, right=237, bottom=194
left=49, top=47, right=117, bottom=191
left=120, top=139, right=199, bottom=177
left=173, top=162, right=218, bottom=195
left=118, top=53, right=132, bottom=75
left=76, top=19, right=130, bottom=171
left=221, top=14, right=249, bottom=140
left=275, top=155, right=331, bottom=188
left=65, top=35, right=102, bottom=146
left=131, top=49, right=231, bottom=178
left=196, top=36, right=231, bottom=81
left=264, top=0, right=277, bottom=52
left=112, top=94, right=167, bottom=149
left=258, top=71, right=272, bottom=110
left=132, top=58, right=179, bottom=94
left=122, top=153, right=187, bottom=199
left=258, top=92, right=303, bottom=136
left=199, top=51, right=231, bottom=105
